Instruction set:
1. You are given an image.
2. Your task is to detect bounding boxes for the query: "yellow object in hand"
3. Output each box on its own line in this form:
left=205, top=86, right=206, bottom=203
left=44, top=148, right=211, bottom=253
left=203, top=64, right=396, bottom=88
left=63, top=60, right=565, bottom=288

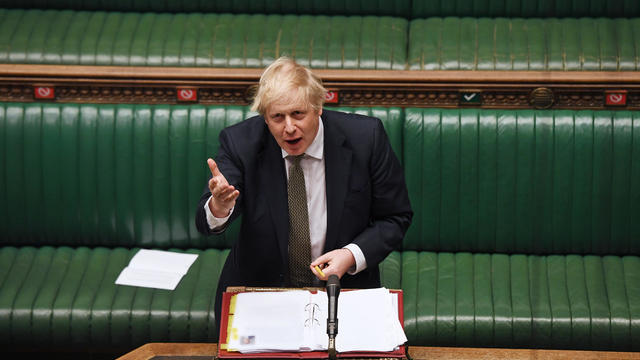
left=314, top=265, right=325, bottom=277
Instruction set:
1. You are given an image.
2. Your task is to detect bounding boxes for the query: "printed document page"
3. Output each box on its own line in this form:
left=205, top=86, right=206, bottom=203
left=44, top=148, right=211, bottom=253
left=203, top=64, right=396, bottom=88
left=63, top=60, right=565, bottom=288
left=228, top=291, right=316, bottom=352
left=115, top=249, right=198, bottom=290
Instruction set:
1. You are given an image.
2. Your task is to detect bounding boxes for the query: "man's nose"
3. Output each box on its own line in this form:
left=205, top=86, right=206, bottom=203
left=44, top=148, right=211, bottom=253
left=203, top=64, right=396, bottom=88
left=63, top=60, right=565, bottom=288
left=284, top=117, right=296, bottom=133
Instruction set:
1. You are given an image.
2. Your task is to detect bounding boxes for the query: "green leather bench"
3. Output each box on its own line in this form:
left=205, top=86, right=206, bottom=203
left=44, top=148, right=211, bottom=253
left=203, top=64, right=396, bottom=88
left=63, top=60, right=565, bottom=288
left=1, top=103, right=639, bottom=354
left=0, top=103, right=403, bottom=354
left=1, top=0, right=637, bottom=18
left=2, top=8, right=640, bottom=70
left=408, top=17, right=640, bottom=70
left=0, top=9, right=407, bottom=69
left=401, top=108, right=640, bottom=350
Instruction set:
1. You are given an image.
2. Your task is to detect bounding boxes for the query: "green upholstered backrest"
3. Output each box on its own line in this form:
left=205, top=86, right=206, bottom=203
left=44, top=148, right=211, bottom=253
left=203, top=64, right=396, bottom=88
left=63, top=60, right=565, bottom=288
left=0, top=103, right=252, bottom=249
left=2, top=0, right=638, bottom=18
left=0, top=0, right=412, bottom=17
left=3, top=9, right=639, bottom=71
left=330, top=106, right=404, bottom=164
left=0, top=103, right=401, bottom=249
left=409, top=17, right=640, bottom=70
left=0, top=9, right=408, bottom=69
left=410, top=0, right=640, bottom=17
left=403, top=108, right=640, bottom=255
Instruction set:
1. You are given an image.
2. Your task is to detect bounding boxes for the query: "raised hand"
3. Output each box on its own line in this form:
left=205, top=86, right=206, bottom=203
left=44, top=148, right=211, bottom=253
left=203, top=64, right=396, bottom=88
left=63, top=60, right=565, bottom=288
left=207, top=158, right=240, bottom=218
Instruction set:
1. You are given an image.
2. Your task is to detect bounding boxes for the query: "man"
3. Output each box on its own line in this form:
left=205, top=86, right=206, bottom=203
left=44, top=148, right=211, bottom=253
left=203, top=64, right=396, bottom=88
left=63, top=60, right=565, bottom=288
left=195, top=57, right=412, bottom=335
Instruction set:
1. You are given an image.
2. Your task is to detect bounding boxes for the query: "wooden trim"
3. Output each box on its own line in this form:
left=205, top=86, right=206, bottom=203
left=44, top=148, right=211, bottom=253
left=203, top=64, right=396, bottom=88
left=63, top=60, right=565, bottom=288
left=117, top=343, right=217, bottom=360
left=3, top=64, right=640, bottom=84
left=1, top=64, right=639, bottom=109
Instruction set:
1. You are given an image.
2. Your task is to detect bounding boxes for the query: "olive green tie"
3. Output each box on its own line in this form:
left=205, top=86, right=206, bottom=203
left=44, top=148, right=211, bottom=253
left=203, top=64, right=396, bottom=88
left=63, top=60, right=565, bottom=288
left=287, top=155, right=314, bottom=287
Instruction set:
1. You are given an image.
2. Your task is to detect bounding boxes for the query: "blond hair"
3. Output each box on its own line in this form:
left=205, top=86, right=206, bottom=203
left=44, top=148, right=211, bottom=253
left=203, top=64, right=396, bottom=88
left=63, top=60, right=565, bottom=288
left=251, top=57, right=327, bottom=115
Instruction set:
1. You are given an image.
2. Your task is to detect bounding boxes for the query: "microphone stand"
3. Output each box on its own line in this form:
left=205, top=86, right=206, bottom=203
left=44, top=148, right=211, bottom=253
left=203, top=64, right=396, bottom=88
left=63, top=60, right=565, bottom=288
left=326, top=275, right=340, bottom=360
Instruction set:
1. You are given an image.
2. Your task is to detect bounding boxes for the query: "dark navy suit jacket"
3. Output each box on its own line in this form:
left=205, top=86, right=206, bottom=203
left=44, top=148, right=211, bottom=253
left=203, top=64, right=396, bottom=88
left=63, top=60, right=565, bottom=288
left=195, top=109, right=412, bottom=335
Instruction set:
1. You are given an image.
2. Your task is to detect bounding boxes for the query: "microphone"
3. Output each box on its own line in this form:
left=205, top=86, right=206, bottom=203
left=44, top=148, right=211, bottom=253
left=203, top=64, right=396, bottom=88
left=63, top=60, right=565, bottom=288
left=326, top=274, right=340, bottom=359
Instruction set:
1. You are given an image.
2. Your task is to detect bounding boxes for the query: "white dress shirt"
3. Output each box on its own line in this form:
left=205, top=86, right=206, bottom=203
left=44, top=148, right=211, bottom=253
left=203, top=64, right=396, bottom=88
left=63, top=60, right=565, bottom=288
left=205, top=118, right=366, bottom=274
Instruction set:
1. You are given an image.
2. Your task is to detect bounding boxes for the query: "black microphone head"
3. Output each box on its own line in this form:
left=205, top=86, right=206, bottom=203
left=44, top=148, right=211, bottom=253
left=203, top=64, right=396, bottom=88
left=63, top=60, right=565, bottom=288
left=327, top=274, right=340, bottom=287
left=326, top=274, right=340, bottom=339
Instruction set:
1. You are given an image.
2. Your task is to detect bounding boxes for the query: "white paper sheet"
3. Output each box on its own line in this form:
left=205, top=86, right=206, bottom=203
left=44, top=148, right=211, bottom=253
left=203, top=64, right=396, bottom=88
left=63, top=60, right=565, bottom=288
left=115, top=249, right=198, bottom=290
left=335, top=288, right=406, bottom=352
left=228, top=291, right=311, bottom=352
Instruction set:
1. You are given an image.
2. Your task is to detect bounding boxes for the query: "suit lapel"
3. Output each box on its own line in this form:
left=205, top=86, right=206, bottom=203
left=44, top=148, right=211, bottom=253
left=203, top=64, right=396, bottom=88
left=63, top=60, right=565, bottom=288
left=323, top=115, right=352, bottom=253
left=258, top=132, right=289, bottom=271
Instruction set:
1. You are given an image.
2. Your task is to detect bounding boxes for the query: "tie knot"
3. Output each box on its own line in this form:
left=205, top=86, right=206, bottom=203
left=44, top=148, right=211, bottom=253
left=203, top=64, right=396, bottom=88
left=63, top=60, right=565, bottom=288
left=289, top=154, right=304, bottom=165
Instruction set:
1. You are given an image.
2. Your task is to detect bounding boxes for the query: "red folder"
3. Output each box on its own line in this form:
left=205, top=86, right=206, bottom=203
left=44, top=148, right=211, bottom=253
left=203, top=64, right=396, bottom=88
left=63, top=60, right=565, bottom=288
left=217, top=288, right=407, bottom=359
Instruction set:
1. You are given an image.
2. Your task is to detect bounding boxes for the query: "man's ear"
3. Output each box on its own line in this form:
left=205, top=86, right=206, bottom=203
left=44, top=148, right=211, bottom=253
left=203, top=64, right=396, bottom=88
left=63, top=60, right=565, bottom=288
left=318, top=107, right=323, bottom=117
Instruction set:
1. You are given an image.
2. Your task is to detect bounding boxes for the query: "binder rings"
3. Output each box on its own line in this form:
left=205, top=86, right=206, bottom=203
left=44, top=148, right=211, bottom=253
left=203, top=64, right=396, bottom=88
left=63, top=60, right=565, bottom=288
left=217, top=287, right=407, bottom=359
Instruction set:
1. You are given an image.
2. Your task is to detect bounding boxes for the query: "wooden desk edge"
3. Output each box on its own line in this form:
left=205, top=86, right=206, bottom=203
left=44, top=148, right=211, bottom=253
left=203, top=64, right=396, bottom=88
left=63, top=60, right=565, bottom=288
left=118, top=343, right=640, bottom=360
left=117, top=343, right=218, bottom=360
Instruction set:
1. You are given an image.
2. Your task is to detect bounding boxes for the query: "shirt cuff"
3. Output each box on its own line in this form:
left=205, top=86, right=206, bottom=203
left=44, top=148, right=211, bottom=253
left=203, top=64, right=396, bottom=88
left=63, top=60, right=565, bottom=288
left=205, top=196, right=233, bottom=230
left=343, top=243, right=367, bottom=275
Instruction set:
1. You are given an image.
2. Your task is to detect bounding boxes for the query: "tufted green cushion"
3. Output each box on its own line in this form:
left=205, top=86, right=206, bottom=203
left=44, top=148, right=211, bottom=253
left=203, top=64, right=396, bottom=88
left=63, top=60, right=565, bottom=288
left=0, top=246, right=400, bottom=351
left=401, top=251, right=640, bottom=350
left=0, top=9, right=408, bottom=69
left=0, top=103, right=252, bottom=249
left=3, top=103, right=640, bottom=353
left=331, top=107, right=404, bottom=165
left=2, top=0, right=639, bottom=18
left=0, top=246, right=228, bottom=350
left=409, top=17, right=640, bottom=70
left=403, top=108, right=640, bottom=254
left=379, top=251, right=403, bottom=290
left=410, top=0, right=640, bottom=18
left=0, top=0, right=412, bottom=17
left=4, top=8, right=640, bottom=70
left=0, top=103, right=404, bottom=249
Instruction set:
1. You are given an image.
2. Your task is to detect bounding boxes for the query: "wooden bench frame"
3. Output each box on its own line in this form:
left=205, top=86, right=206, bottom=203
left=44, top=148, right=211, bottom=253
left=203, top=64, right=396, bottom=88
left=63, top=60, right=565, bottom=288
left=1, top=64, right=639, bottom=110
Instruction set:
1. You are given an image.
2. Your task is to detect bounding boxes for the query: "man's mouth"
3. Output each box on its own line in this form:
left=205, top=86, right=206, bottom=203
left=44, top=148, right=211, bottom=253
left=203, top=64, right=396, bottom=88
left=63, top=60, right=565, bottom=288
left=285, top=138, right=302, bottom=145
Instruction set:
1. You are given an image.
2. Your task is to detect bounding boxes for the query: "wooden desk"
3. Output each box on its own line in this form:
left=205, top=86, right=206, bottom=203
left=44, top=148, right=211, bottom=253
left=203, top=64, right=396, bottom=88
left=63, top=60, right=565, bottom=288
left=118, top=343, right=640, bottom=360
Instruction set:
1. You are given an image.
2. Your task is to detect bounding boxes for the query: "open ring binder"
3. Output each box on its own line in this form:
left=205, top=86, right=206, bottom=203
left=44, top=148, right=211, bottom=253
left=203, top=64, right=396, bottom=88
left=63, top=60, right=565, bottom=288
left=218, top=286, right=408, bottom=359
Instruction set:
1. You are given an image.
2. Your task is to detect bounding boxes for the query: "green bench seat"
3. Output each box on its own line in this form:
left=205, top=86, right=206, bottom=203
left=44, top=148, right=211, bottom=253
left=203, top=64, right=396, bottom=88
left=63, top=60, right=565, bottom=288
left=401, top=251, right=640, bottom=350
left=0, top=9, right=407, bottom=69
left=0, top=246, right=227, bottom=351
left=2, top=9, right=640, bottom=70
left=400, top=108, right=640, bottom=351
left=408, top=17, right=640, bottom=70
left=1, top=103, right=639, bottom=354
left=1, top=0, right=637, bottom=18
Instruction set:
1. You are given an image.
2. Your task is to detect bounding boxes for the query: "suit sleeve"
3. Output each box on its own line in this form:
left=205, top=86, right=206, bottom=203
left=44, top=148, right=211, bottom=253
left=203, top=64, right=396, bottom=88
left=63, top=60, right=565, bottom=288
left=350, top=119, right=413, bottom=267
left=195, top=129, right=245, bottom=236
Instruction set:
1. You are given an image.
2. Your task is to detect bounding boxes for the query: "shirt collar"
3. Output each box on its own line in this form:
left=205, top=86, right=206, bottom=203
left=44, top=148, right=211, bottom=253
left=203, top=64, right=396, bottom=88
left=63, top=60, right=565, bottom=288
left=281, top=117, right=324, bottom=160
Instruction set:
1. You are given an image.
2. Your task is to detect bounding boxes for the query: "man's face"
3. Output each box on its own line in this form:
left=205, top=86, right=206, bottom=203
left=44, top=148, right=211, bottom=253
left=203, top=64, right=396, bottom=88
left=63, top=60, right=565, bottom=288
left=264, top=97, right=321, bottom=156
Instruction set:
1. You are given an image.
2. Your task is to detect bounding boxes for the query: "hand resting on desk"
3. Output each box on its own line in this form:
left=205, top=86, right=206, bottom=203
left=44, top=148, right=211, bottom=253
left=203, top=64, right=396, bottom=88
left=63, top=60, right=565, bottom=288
left=310, top=248, right=356, bottom=281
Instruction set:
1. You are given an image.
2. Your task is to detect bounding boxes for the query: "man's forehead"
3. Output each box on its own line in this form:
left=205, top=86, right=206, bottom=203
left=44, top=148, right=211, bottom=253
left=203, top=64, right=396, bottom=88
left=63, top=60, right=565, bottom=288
left=267, top=99, right=311, bottom=114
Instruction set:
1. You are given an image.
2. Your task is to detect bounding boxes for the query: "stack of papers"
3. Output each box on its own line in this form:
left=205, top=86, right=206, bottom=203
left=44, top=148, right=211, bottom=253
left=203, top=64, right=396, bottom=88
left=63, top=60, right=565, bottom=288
left=115, top=249, right=198, bottom=290
left=226, top=288, right=407, bottom=353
